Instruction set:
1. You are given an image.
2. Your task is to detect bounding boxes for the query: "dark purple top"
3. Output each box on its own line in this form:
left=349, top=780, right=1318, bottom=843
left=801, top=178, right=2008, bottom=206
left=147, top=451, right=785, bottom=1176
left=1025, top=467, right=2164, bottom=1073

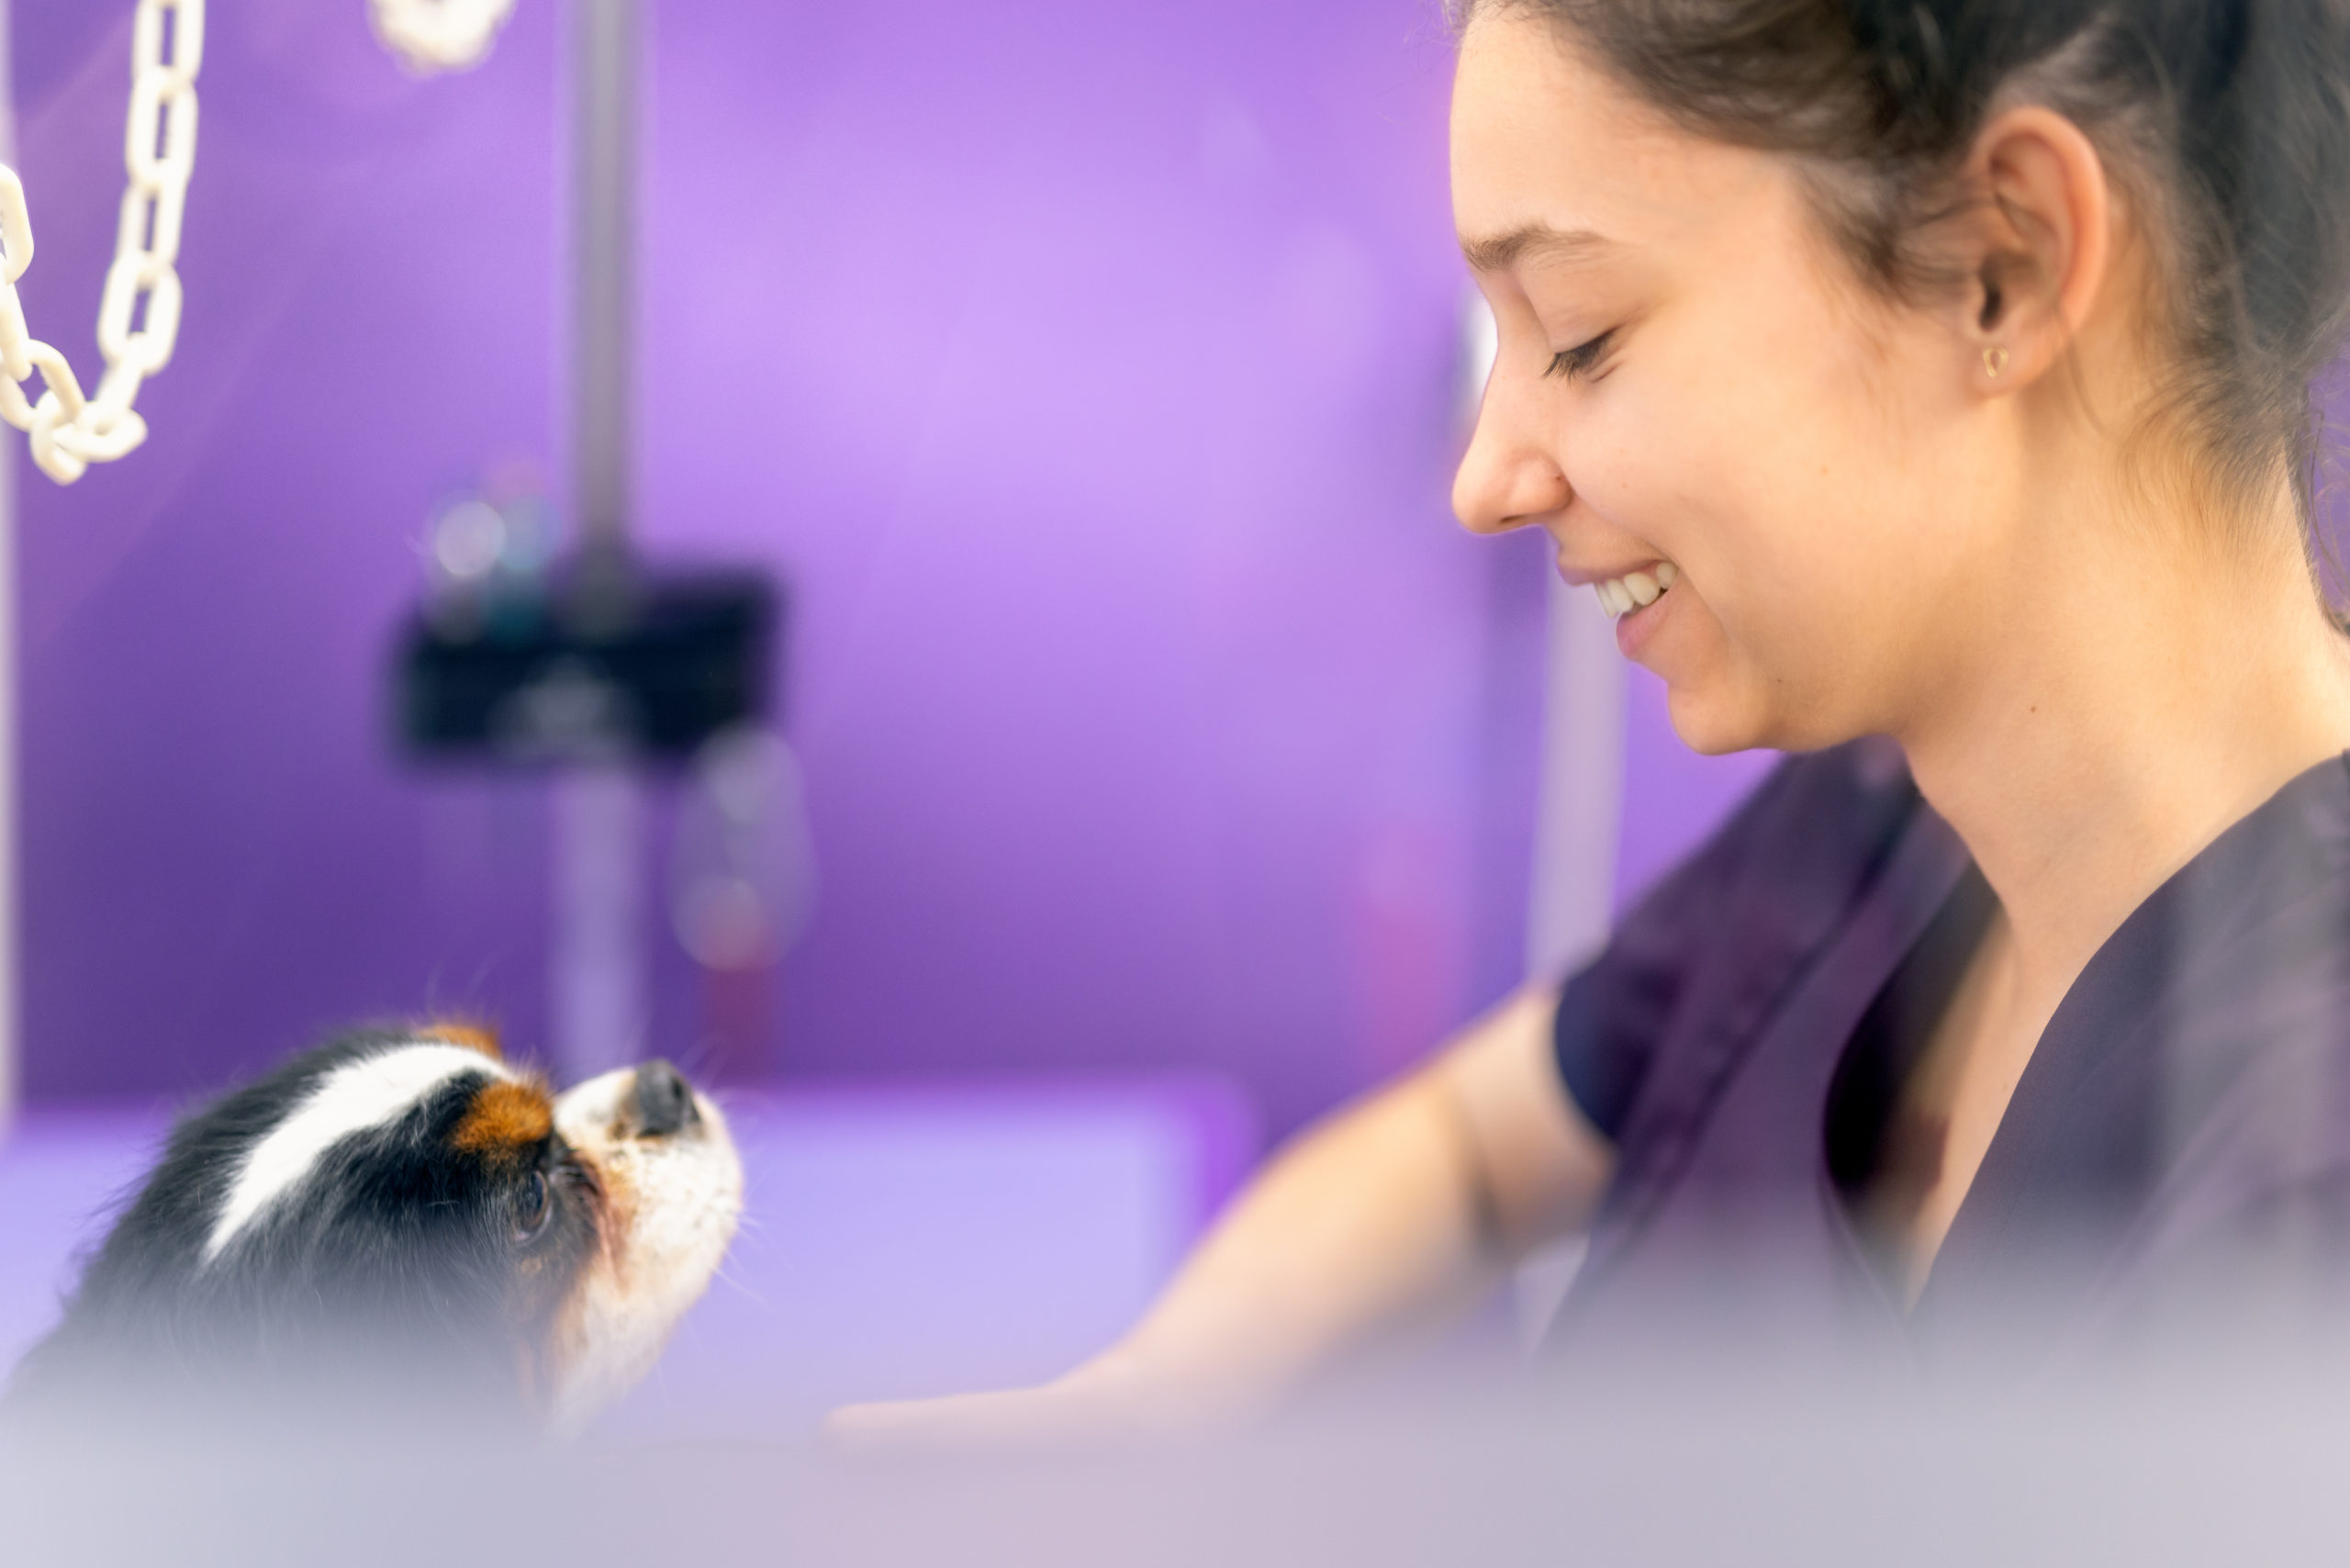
left=1550, top=739, right=2350, bottom=1352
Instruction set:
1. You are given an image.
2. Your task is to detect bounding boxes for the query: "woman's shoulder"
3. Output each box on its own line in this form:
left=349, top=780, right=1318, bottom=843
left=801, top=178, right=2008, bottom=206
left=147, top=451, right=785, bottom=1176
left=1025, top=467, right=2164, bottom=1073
left=1553, top=738, right=1943, bottom=1144
left=1743, top=734, right=1917, bottom=824
left=1628, top=735, right=1927, bottom=928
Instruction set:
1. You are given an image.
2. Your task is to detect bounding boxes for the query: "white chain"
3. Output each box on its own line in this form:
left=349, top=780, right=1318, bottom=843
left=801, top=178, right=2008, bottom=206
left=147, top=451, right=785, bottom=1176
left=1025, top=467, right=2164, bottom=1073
left=0, top=0, right=509, bottom=487
left=0, top=0, right=200, bottom=485
left=369, top=0, right=519, bottom=74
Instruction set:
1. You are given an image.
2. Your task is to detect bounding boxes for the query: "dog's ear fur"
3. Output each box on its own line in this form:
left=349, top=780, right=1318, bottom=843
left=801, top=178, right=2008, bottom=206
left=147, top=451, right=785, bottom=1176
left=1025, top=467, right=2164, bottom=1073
left=2, top=1030, right=565, bottom=1426
left=5, top=1031, right=740, bottom=1436
left=420, top=1021, right=503, bottom=1060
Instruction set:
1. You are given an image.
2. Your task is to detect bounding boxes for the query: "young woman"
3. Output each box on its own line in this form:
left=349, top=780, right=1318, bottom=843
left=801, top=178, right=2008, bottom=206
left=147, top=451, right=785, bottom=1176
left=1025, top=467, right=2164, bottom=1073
left=835, top=0, right=2350, bottom=1439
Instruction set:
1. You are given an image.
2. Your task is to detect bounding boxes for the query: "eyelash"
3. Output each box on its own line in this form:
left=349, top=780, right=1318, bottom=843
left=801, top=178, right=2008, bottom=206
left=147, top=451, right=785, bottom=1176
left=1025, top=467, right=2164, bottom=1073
left=1546, top=329, right=1617, bottom=381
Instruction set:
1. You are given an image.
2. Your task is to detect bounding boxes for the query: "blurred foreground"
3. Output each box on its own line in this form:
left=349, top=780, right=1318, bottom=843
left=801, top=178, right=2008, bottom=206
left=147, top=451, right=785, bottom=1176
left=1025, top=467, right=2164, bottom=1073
left=6, top=1085, right=2349, bottom=1564
left=5, top=1352, right=2350, bottom=1565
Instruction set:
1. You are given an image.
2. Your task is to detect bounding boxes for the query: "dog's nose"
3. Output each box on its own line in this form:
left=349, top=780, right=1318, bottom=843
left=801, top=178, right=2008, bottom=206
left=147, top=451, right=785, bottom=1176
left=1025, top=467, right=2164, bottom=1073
left=632, top=1058, right=700, bottom=1138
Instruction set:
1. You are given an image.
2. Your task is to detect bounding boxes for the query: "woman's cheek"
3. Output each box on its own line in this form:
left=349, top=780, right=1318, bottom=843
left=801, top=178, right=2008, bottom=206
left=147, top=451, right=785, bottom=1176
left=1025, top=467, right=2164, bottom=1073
left=1561, top=389, right=1675, bottom=532
left=1663, top=507, right=1858, bottom=742
left=1656, top=603, right=1785, bottom=754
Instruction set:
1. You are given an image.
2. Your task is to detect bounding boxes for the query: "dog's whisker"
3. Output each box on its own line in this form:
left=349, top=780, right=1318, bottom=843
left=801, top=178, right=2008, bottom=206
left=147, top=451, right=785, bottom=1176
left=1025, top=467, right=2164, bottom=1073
left=709, top=1260, right=770, bottom=1308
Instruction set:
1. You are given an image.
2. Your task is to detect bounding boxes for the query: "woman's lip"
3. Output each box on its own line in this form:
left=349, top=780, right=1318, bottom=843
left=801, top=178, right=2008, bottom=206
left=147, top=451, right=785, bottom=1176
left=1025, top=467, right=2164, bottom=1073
left=1613, top=580, right=1674, bottom=660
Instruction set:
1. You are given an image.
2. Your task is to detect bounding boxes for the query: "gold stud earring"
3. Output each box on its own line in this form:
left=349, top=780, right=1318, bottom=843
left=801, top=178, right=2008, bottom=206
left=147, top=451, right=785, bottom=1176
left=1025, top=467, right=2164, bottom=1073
left=1983, top=344, right=2009, bottom=378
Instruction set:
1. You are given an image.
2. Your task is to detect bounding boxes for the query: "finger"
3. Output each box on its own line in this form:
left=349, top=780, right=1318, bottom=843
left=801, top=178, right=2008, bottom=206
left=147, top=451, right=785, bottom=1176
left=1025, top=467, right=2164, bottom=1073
left=821, top=1389, right=1061, bottom=1449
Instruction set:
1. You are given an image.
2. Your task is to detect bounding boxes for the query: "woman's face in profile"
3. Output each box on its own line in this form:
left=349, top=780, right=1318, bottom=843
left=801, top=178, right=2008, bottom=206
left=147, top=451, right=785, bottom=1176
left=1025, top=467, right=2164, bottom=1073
left=1449, top=13, right=2008, bottom=755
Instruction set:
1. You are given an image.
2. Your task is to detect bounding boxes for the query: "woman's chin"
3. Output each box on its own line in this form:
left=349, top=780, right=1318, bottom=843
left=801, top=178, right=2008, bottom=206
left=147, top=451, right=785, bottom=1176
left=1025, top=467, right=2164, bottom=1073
left=1661, top=677, right=1837, bottom=757
left=1662, top=683, right=1775, bottom=757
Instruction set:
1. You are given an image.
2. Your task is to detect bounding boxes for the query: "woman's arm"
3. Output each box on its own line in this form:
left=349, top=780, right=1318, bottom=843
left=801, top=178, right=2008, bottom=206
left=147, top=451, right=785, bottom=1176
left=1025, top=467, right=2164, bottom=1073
left=824, top=984, right=1614, bottom=1444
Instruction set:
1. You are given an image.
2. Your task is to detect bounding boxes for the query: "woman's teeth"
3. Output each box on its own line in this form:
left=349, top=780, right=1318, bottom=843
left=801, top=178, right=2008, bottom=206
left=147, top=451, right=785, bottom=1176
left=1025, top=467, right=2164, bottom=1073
left=1595, top=561, right=1678, bottom=619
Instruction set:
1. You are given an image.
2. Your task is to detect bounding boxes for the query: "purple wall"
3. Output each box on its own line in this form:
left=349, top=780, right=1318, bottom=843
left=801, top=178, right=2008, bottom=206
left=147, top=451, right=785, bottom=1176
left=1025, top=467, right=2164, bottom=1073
left=13, top=0, right=1573, bottom=1136
left=17, top=5, right=565, bottom=1099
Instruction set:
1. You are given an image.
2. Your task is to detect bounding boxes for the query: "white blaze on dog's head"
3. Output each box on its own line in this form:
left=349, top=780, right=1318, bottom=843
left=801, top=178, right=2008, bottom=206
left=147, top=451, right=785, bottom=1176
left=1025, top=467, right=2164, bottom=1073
left=546, top=1060, right=744, bottom=1430
left=204, top=1040, right=512, bottom=1262
left=18, top=1023, right=746, bottom=1437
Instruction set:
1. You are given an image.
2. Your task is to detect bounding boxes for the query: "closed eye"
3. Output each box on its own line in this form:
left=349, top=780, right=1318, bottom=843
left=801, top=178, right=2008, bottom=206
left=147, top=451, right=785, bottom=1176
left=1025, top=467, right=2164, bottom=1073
left=514, top=1169, right=553, bottom=1244
left=1545, top=329, right=1617, bottom=381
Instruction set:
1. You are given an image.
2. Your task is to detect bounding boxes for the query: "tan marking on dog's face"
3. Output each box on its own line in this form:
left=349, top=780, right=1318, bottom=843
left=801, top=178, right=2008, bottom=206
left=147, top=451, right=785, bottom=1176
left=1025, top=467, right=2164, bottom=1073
left=515, top=1156, right=615, bottom=1415
left=452, top=1079, right=554, bottom=1158
left=530, top=1153, right=630, bottom=1409
left=423, top=1022, right=505, bottom=1060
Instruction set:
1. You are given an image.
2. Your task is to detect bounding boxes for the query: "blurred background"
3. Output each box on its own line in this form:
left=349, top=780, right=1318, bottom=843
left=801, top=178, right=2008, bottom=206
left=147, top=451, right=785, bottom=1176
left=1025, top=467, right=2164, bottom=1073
left=0, top=0, right=1775, bottom=1423
left=10, top=0, right=1771, bottom=1129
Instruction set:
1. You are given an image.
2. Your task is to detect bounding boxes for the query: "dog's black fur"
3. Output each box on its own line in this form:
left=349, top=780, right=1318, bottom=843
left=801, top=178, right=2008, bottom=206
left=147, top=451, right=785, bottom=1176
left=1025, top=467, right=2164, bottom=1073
left=6, top=1031, right=604, bottom=1424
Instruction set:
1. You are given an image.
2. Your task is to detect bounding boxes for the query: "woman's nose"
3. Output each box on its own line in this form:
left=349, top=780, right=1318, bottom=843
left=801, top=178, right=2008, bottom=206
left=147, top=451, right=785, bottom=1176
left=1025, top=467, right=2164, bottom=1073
left=1452, top=382, right=1569, bottom=536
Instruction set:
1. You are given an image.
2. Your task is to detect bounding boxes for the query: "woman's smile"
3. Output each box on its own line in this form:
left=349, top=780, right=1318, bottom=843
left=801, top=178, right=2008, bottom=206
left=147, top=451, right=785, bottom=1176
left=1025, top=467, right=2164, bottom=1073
left=1557, top=554, right=1683, bottom=659
left=1608, top=567, right=1677, bottom=660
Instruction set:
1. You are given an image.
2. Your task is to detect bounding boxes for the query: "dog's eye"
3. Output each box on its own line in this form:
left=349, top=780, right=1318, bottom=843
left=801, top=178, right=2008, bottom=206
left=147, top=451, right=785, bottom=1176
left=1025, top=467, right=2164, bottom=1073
left=514, top=1170, right=553, bottom=1244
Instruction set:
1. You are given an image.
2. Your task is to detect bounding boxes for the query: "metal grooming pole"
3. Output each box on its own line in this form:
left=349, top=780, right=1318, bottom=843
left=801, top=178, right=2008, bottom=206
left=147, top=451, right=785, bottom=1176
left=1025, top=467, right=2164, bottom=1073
left=0, top=0, right=17, bottom=1133
left=1455, top=288, right=1625, bottom=1344
left=573, top=0, right=633, bottom=577
left=551, top=0, right=643, bottom=1084
left=0, top=0, right=20, bottom=1132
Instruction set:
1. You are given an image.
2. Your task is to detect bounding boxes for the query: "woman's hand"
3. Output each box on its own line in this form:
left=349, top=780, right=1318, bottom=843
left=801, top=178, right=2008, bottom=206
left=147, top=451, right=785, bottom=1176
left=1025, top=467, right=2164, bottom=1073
left=822, top=1349, right=1248, bottom=1450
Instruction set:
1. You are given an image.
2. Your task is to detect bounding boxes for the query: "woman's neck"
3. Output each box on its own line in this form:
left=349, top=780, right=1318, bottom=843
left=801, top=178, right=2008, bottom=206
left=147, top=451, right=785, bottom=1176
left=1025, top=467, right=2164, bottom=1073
left=1897, top=475, right=2350, bottom=1009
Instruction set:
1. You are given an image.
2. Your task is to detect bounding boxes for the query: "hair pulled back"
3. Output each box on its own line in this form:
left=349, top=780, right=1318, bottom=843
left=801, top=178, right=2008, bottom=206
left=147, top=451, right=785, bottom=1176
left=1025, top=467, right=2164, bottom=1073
left=1456, top=0, right=2350, bottom=518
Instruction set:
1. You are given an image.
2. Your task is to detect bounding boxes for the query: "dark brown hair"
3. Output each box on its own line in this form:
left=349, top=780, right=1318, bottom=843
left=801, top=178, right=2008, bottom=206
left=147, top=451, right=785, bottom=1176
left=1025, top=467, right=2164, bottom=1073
left=1456, top=1, right=2350, bottom=525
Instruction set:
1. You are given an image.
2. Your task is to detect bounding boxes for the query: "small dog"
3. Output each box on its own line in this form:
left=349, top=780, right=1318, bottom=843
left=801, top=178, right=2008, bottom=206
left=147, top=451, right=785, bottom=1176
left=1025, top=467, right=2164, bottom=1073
left=7, top=1026, right=742, bottom=1432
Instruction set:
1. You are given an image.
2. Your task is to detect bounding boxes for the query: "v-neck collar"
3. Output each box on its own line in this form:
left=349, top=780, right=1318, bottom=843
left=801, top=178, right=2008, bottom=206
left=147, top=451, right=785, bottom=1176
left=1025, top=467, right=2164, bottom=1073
left=1912, top=751, right=2350, bottom=1323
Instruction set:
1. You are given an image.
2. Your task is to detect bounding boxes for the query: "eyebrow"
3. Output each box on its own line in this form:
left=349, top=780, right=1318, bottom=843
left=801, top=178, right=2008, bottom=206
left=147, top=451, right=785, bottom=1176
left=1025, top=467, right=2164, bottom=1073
left=1459, top=222, right=1618, bottom=274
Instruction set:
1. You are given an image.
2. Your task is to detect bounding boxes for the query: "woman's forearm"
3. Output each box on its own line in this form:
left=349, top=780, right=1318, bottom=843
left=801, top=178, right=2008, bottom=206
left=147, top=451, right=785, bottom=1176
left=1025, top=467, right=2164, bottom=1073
left=1060, top=986, right=1610, bottom=1414
left=826, top=987, right=1609, bottom=1442
left=1060, top=1064, right=1504, bottom=1416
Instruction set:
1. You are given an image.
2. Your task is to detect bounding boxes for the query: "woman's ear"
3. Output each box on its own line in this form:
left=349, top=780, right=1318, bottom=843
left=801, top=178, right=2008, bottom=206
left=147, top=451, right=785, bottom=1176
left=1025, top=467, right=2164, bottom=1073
left=1957, top=106, right=2114, bottom=390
